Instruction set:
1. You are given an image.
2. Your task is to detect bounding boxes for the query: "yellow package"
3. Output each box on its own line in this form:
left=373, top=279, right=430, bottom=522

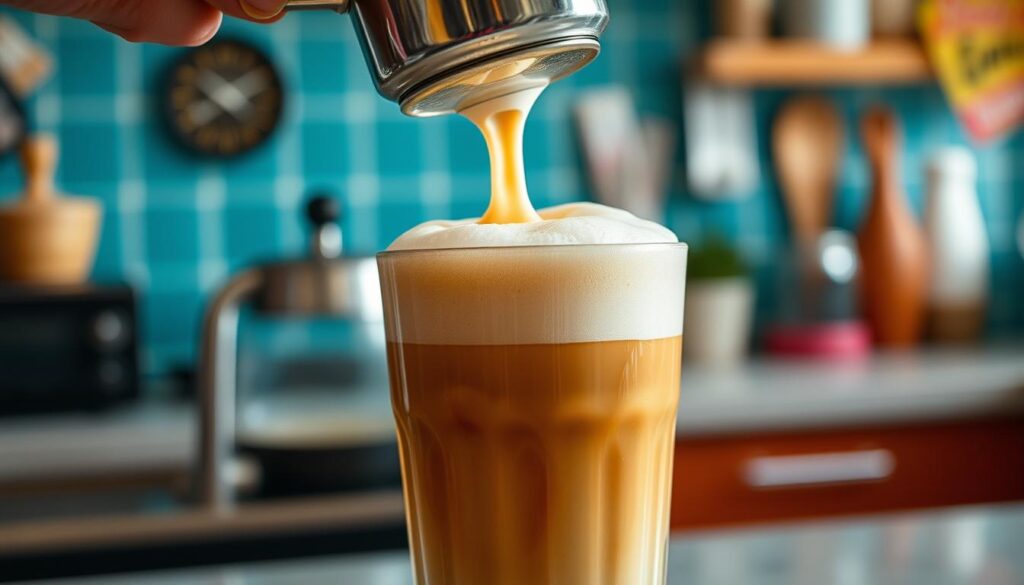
left=919, top=0, right=1024, bottom=142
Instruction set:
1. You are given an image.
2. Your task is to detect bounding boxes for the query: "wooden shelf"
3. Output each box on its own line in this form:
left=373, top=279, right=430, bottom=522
left=697, top=39, right=934, bottom=86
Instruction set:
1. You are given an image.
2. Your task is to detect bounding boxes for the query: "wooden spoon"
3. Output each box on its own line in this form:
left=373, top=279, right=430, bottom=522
left=772, top=96, right=844, bottom=246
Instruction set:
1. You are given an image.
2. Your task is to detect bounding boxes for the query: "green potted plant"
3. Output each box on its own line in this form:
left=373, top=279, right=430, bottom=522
left=684, top=236, right=755, bottom=365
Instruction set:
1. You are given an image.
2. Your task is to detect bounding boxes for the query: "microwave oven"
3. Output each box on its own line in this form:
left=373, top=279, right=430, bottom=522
left=0, top=284, right=140, bottom=415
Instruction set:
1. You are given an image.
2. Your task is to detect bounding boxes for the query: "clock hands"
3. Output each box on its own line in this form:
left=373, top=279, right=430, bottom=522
left=191, top=68, right=271, bottom=124
left=231, top=69, right=272, bottom=102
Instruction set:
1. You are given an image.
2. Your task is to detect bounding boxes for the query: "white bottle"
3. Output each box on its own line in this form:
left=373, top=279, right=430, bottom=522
left=924, top=147, right=990, bottom=342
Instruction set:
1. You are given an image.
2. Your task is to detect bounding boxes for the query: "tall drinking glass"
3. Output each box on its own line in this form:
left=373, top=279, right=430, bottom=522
left=377, top=243, right=687, bottom=585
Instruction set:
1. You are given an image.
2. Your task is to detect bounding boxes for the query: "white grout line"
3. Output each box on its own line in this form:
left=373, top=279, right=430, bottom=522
left=116, top=180, right=148, bottom=285
left=540, top=91, right=576, bottom=204
left=419, top=115, right=452, bottom=219
left=419, top=171, right=451, bottom=220
left=302, top=94, right=354, bottom=121
left=113, top=39, right=150, bottom=290
left=32, top=14, right=59, bottom=131
left=268, top=16, right=312, bottom=350
left=146, top=262, right=206, bottom=292
left=273, top=15, right=306, bottom=253
left=344, top=28, right=380, bottom=251
left=196, top=165, right=227, bottom=291
left=346, top=172, right=381, bottom=248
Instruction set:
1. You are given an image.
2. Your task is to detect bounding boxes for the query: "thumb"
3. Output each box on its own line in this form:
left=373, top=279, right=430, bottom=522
left=5, top=0, right=224, bottom=46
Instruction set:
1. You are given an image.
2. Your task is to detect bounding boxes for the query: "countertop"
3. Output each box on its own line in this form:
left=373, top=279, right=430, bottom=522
left=1, top=346, right=1023, bottom=483
left=22, top=503, right=1024, bottom=585
left=679, top=345, right=1024, bottom=435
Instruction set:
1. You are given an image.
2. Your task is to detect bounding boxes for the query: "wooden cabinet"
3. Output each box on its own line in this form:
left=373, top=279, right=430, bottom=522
left=670, top=417, right=1024, bottom=530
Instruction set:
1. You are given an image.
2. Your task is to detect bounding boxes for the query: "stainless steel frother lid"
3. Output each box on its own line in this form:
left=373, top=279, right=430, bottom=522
left=285, top=0, right=609, bottom=116
left=400, top=37, right=600, bottom=116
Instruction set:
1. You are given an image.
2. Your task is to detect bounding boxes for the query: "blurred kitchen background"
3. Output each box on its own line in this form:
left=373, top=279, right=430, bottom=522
left=0, top=0, right=1023, bottom=583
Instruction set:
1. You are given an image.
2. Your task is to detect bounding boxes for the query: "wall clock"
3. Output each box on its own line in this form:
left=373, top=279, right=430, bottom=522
left=162, top=39, right=284, bottom=158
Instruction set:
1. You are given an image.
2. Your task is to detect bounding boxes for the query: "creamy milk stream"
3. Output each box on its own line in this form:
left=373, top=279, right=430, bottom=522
left=389, top=87, right=677, bottom=250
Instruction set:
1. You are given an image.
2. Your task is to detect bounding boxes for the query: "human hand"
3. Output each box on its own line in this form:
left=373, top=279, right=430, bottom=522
left=1, top=0, right=287, bottom=46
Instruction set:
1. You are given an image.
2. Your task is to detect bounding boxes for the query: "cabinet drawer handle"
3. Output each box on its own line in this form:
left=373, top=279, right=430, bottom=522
left=743, top=449, right=895, bottom=489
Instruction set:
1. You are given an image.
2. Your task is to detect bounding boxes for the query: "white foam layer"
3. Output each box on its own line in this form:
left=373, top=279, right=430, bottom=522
left=380, top=204, right=686, bottom=345
left=388, top=202, right=678, bottom=251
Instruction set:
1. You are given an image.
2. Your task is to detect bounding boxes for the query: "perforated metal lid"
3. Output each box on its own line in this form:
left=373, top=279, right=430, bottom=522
left=400, top=37, right=600, bottom=117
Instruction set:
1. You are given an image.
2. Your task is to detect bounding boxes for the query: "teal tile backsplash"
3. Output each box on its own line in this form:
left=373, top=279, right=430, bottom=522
left=0, top=1, right=1021, bottom=378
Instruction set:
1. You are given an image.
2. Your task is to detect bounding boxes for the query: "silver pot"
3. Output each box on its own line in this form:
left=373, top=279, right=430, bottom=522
left=285, top=0, right=609, bottom=116
left=198, top=196, right=385, bottom=510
